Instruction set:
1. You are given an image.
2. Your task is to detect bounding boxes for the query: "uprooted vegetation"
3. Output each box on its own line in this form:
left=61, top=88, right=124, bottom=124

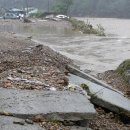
left=69, top=18, right=106, bottom=36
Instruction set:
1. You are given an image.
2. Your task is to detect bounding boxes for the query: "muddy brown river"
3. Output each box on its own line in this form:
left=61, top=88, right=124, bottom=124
left=0, top=18, right=130, bottom=75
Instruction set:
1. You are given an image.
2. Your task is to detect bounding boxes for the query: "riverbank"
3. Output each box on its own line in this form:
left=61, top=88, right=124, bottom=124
left=0, top=32, right=76, bottom=130
left=0, top=31, right=129, bottom=129
left=1, top=18, right=130, bottom=75
left=0, top=32, right=73, bottom=90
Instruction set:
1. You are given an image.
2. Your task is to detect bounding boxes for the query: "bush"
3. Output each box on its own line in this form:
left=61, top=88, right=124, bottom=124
left=96, top=24, right=106, bottom=36
left=116, top=59, right=130, bottom=83
left=69, top=18, right=105, bottom=36
left=30, top=11, right=45, bottom=18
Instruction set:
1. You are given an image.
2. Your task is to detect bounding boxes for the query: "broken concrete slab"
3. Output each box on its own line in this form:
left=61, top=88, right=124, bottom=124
left=0, top=88, right=96, bottom=121
left=0, top=116, right=44, bottom=130
left=67, top=65, right=123, bottom=95
left=68, top=74, right=130, bottom=117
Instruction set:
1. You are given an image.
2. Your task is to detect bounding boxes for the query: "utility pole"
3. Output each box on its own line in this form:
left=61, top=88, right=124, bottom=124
left=47, top=0, right=50, bottom=12
left=25, top=0, right=29, bottom=14
left=3, top=0, right=6, bottom=9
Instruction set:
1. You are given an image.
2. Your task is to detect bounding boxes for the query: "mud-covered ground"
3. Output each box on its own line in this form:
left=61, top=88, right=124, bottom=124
left=0, top=32, right=33, bottom=51
left=98, top=70, right=130, bottom=96
left=0, top=33, right=72, bottom=90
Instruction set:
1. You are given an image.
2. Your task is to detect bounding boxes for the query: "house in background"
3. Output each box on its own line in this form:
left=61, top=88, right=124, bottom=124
left=3, top=8, right=26, bottom=19
left=8, top=8, right=26, bottom=17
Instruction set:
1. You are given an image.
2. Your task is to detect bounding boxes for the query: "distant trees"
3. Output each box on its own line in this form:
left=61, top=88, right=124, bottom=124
left=1, top=0, right=130, bottom=18
left=53, top=0, right=73, bottom=15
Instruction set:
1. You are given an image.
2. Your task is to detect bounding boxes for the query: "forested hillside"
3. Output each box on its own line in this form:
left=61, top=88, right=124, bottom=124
left=0, top=0, right=130, bottom=18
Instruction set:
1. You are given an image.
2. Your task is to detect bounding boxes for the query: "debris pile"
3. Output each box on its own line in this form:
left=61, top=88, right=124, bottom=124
left=0, top=66, right=68, bottom=90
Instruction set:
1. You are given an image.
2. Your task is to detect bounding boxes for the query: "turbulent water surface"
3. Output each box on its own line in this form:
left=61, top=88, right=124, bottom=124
left=0, top=18, right=130, bottom=75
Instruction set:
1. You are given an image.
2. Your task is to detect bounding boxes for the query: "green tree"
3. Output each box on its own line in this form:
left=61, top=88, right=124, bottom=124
left=53, top=0, right=73, bottom=15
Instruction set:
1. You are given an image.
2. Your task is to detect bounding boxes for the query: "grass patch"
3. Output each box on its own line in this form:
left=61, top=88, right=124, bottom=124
left=69, top=18, right=106, bottom=36
left=80, top=83, right=91, bottom=95
left=116, top=59, right=130, bottom=83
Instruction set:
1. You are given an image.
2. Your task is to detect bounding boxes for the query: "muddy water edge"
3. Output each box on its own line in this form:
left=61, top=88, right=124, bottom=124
left=0, top=18, right=130, bottom=75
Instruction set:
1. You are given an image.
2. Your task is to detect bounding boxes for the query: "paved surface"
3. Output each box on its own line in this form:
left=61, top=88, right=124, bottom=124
left=0, top=88, right=96, bottom=121
left=0, top=116, right=44, bottom=130
left=67, top=65, right=123, bottom=95
left=69, top=74, right=130, bottom=116
left=87, top=81, right=130, bottom=116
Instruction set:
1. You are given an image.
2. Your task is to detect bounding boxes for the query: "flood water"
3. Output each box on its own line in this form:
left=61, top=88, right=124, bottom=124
left=0, top=18, right=130, bottom=75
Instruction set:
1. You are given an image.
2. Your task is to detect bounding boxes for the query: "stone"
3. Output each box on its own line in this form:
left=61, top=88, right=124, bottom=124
left=13, top=120, right=25, bottom=125
left=25, top=119, right=34, bottom=124
left=69, top=74, right=130, bottom=117
left=76, top=120, right=88, bottom=127
left=0, top=88, right=96, bottom=121
left=0, top=116, right=44, bottom=130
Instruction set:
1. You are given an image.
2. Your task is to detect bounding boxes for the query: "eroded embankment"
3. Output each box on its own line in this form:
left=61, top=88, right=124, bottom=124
left=0, top=33, right=98, bottom=130
left=0, top=28, right=130, bottom=130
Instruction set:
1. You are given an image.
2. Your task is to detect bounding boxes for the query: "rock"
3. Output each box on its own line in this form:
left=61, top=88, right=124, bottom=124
left=68, top=74, right=130, bottom=117
left=25, top=119, right=34, bottom=124
left=13, top=120, right=25, bottom=125
left=62, top=120, right=75, bottom=126
left=107, top=80, right=112, bottom=84
left=23, top=18, right=32, bottom=23
left=0, top=116, right=44, bottom=130
left=57, top=80, right=65, bottom=84
left=126, top=90, right=130, bottom=97
left=49, top=87, right=56, bottom=91
left=33, top=115, right=45, bottom=122
left=0, top=88, right=96, bottom=121
left=76, top=120, right=88, bottom=127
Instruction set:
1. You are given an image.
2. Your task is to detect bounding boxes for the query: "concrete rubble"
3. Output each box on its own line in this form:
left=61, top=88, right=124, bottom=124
left=69, top=73, right=130, bottom=117
left=0, top=116, right=44, bottom=130
left=0, top=88, right=96, bottom=121
left=67, top=65, right=123, bottom=95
